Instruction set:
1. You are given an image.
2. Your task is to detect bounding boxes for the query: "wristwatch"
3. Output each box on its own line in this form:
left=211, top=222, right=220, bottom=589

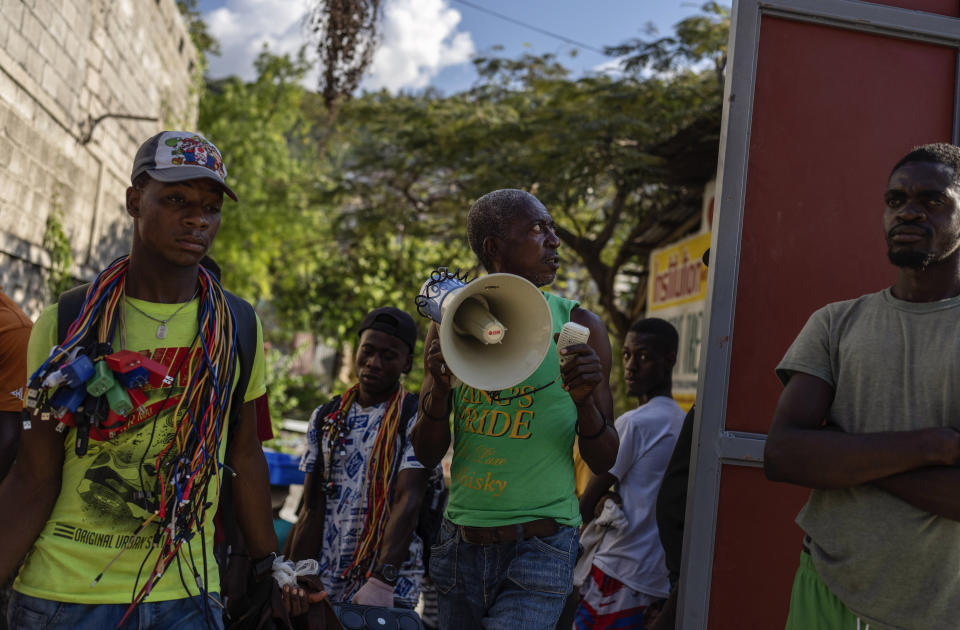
left=252, top=552, right=277, bottom=579
left=374, top=563, right=399, bottom=585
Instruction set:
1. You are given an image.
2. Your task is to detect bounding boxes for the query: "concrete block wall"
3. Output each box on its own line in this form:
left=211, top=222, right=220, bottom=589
left=0, top=0, right=198, bottom=316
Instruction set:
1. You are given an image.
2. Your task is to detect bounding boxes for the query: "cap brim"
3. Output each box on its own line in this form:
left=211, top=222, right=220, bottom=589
left=145, top=166, right=239, bottom=202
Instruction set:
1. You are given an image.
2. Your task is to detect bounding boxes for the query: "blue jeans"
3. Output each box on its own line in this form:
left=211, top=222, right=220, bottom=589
left=430, top=518, right=578, bottom=630
left=6, top=591, right=224, bottom=630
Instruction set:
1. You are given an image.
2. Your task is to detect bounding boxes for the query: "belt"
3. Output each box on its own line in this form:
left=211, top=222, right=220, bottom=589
left=459, top=518, right=559, bottom=545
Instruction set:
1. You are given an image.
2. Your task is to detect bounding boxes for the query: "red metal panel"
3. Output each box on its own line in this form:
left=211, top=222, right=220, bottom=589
left=867, top=0, right=959, bottom=15
left=709, top=468, right=809, bottom=629
left=725, top=17, right=956, bottom=435
left=708, top=12, right=957, bottom=630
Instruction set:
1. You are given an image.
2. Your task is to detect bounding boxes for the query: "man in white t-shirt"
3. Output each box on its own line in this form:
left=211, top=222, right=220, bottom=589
left=576, top=317, right=685, bottom=630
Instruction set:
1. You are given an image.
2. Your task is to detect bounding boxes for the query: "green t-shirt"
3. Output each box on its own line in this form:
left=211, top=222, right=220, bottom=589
left=15, top=295, right=266, bottom=604
left=446, top=291, right=581, bottom=528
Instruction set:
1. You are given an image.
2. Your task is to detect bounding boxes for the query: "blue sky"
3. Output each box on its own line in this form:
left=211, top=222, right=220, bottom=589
left=196, top=0, right=712, bottom=94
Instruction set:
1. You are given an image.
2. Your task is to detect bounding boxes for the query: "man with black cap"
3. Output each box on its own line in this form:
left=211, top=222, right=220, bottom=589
left=0, top=131, right=278, bottom=629
left=287, top=306, right=431, bottom=611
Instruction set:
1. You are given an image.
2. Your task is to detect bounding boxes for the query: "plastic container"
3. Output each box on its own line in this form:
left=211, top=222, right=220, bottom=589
left=263, top=449, right=305, bottom=486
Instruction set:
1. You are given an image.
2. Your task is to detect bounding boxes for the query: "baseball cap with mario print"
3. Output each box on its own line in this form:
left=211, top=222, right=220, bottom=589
left=130, top=131, right=238, bottom=201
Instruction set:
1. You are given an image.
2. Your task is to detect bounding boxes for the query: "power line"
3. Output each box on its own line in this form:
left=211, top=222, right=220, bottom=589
left=450, top=0, right=608, bottom=56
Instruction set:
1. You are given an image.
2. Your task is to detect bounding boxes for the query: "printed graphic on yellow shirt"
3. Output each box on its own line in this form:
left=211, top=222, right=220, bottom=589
left=72, top=346, right=202, bottom=530
left=16, top=300, right=267, bottom=604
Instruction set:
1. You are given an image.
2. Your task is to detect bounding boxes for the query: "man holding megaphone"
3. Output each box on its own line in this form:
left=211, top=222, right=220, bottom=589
left=411, top=189, right=619, bottom=630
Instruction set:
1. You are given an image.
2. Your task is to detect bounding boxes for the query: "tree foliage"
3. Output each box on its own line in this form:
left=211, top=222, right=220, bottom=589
left=42, top=205, right=74, bottom=300
left=198, top=3, right=729, bottom=411
left=176, top=0, right=221, bottom=59
left=290, top=1, right=729, bottom=343
left=198, top=50, right=323, bottom=303
left=606, top=2, right=729, bottom=87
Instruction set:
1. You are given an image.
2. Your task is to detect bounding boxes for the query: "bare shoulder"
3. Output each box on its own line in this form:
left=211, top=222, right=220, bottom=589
left=569, top=306, right=612, bottom=371
left=570, top=306, right=608, bottom=337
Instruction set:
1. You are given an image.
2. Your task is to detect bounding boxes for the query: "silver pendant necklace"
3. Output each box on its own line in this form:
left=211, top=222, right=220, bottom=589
left=125, top=287, right=200, bottom=339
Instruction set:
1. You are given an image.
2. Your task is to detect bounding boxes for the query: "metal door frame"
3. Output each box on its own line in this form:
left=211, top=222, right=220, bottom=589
left=679, top=2, right=960, bottom=627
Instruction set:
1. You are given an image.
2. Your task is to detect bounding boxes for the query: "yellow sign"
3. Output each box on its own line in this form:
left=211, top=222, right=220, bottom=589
left=647, top=231, right=711, bottom=412
left=648, top=231, right=711, bottom=310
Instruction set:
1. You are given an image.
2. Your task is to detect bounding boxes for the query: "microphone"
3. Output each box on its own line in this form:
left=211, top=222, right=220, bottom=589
left=452, top=296, right=505, bottom=344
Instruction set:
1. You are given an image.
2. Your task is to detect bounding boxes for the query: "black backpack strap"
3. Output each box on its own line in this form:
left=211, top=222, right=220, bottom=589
left=223, top=290, right=257, bottom=431
left=391, top=391, right=421, bottom=486
left=302, top=397, right=341, bottom=511
left=214, top=291, right=259, bottom=560
left=314, top=398, right=341, bottom=428
left=57, top=283, right=92, bottom=345
left=396, top=391, right=419, bottom=449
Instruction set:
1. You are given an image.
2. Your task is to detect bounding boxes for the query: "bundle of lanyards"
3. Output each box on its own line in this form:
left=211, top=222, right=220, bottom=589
left=319, top=385, right=405, bottom=595
left=22, top=255, right=238, bottom=617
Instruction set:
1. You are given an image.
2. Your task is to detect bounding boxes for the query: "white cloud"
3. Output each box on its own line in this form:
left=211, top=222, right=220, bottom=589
left=364, top=0, right=475, bottom=92
left=590, top=56, right=627, bottom=77
left=202, top=0, right=475, bottom=93
left=204, top=0, right=310, bottom=81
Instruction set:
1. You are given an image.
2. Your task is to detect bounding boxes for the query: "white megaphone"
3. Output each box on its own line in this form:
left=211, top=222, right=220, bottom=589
left=416, top=268, right=554, bottom=391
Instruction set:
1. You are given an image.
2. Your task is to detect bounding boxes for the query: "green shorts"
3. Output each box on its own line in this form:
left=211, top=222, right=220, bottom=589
left=785, top=551, right=872, bottom=630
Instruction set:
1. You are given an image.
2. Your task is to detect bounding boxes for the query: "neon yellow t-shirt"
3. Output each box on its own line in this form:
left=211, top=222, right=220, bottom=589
left=15, top=295, right=266, bottom=604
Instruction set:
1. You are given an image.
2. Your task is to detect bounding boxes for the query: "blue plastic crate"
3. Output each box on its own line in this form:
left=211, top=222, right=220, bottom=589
left=263, top=449, right=305, bottom=486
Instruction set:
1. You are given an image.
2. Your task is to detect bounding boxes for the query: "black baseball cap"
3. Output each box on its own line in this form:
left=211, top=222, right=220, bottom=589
left=358, top=307, right=418, bottom=353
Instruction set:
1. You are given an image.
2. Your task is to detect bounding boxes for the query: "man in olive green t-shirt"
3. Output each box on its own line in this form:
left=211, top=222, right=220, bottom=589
left=765, top=143, right=960, bottom=630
